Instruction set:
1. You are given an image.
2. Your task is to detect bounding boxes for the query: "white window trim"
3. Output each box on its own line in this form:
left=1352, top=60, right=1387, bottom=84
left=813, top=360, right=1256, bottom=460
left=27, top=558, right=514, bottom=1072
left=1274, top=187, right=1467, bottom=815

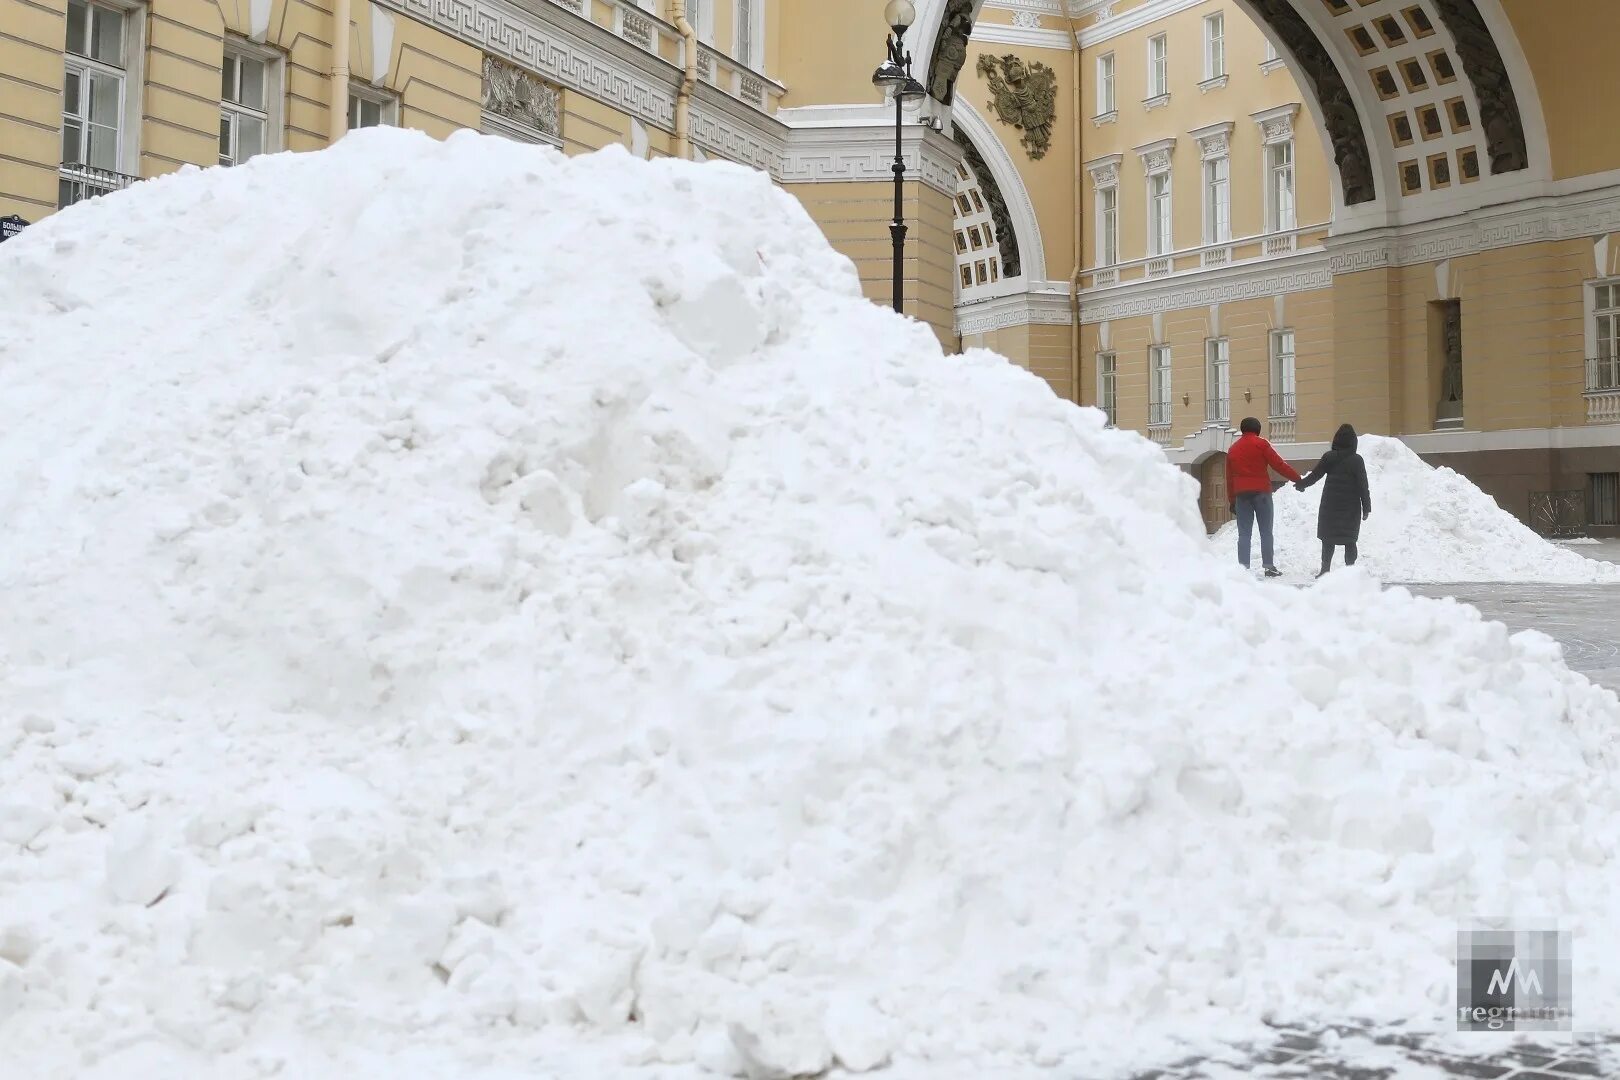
left=221, top=37, right=285, bottom=166
left=1149, top=344, right=1173, bottom=426
left=734, top=0, right=763, bottom=70
left=1206, top=338, right=1232, bottom=421
left=1203, top=12, right=1225, bottom=82
left=1095, top=186, right=1118, bottom=267
left=1146, top=33, right=1168, bottom=102
left=1148, top=173, right=1173, bottom=257
left=349, top=82, right=401, bottom=130
left=1096, top=52, right=1116, bottom=119
left=688, top=0, right=715, bottom=44
left=1270, top=328, right=1297, bottom=417
left=63, top=0, right=146, bottom=178
left=1265, top=139, right=1297, bottom=234
left=1203, top=156, right=1231, bottom=245
left=1097, top=351, right=1118, bottom=426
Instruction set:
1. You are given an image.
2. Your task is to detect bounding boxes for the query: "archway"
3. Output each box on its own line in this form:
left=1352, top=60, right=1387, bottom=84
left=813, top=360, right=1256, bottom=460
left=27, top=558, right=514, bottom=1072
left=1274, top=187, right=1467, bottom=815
left=951, top=97, right=1046, bottom=286
left=914, top=0, right=1552, bottom=231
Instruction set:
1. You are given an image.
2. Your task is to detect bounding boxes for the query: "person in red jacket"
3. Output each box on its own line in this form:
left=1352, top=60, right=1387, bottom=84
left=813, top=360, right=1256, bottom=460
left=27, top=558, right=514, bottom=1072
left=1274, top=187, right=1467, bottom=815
left=1226, top=417, right=1303, bottom=576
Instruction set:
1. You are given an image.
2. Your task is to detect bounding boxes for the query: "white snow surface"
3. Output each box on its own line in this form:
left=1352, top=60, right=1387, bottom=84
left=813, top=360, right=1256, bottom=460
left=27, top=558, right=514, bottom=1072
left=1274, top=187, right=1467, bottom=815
left=1, top=130, right=1619, bottom=1079
left=1214, top=435, right=1620, bottom=583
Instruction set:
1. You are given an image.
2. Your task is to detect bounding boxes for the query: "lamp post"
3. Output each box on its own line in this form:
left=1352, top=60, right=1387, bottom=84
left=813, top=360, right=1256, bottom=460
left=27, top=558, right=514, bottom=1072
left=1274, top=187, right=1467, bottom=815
left=872, top=0, right=928, bottom=314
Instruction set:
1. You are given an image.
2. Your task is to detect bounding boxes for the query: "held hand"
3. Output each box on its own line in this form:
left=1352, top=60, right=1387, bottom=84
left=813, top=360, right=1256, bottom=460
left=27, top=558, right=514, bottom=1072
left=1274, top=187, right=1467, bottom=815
left=1294, top=481, right=1306, bottom=492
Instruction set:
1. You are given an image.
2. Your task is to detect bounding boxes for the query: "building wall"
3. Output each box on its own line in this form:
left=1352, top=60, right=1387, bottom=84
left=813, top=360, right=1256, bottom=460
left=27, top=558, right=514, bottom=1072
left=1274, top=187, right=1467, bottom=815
left=787, top=178, right=957, bottom=348
left=1502, top=0, right=1620, bottom=182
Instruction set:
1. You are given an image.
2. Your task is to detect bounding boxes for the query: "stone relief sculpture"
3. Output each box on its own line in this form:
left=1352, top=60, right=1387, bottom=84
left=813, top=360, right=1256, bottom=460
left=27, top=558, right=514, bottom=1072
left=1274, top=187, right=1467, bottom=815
left=926, top=0, right=976, bottom=104
left=482, top=56, right=561, bottom=136
left=976, top=54, right=1057, bottom=161
left=1244, top=0, right=1377, bottom=206
left=1432, top=0, right=1528, bottom=174
left=1441, top=305, right=1464, bottom=404
left=952, top=129, right=1022, bottom=277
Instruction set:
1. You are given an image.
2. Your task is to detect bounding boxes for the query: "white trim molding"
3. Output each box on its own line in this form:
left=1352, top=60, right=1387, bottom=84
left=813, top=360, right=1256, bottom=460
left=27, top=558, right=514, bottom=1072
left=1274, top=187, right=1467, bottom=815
left=1085, top=152, right=1123, bottom=187
left=1250, top=103, right=1299, bottom=145
left=1327, top=180, right=1620, bottom=275
left=969, top=22, right=1076, bottom=50
left=1080, top=249, right=1332, bottom=324
left=1134, top=137, right=1175, bottom=175
left=1189, top=120, right=1233, bottom=161
left=957, top=288, right=1074, bottom=335
left=776, top=104, right=963, bottom=197
left=1078, top=0, right=1208, bottom=49
left=954, top=96, right=1049, bottom=283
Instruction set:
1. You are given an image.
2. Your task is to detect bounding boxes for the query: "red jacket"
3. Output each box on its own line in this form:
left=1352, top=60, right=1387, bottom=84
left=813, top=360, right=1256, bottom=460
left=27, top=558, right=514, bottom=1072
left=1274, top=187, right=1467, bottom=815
left=1226, top=432, right=1302, bottom=496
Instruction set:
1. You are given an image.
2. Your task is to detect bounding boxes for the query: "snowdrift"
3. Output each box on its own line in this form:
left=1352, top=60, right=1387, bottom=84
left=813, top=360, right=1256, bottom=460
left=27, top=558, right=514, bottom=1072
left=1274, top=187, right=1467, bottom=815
left=1214, top=435, right=1619, bottom=582
left=1, top=130, right=1618, bottom=1080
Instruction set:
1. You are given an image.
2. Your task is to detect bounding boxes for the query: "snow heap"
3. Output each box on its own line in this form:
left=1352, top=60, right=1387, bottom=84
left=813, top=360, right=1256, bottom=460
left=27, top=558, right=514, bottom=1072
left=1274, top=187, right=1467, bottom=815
left=1, top=130, right=1618, bottom=1080
left=1215, top=435, right=1620, bottom=582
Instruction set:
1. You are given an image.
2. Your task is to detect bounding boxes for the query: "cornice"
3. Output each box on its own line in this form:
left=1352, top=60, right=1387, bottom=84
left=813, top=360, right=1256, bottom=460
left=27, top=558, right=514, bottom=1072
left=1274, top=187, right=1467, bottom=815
left=957, top=289, right=1074, bottom=334
left=777, top=118, right=964, bottom=197
left=1078, top=0, right=1211, bottom=49
left=1079, top=249, right=1332, bottom=324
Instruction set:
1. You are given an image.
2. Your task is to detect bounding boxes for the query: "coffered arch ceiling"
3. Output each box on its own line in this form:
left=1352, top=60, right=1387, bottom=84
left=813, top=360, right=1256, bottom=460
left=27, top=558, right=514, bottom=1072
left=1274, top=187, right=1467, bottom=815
left=918, top=0, right=1549, bottom=229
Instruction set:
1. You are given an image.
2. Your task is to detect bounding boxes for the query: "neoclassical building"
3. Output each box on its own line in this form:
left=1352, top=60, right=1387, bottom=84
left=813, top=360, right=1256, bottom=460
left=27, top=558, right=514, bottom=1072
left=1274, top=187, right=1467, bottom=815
left=2, top=0, right=1617, bottom=533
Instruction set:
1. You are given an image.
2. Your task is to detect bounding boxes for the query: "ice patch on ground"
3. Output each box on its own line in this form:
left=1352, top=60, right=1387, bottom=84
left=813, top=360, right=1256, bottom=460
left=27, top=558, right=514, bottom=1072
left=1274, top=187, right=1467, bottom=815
left=1, top=130, right=1618, bottom=1079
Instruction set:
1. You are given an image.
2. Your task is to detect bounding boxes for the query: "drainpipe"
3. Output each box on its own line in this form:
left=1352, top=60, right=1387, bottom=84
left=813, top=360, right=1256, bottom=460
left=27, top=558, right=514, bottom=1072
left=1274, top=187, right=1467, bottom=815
left=329, top=0, right=353, bottom=145
left=673, top=0, right=697, bottom=159
left=1064, top=6, right=1083, bottom=405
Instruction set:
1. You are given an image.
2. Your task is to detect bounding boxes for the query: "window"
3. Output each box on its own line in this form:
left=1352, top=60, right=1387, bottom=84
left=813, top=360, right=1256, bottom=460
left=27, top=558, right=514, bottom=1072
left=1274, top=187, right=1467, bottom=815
left=1149, top=172, right=1172, bottom=256
left=1204, top=156, right=1230, bottom=244
left=1150, top=345, right=1173, bottom=425
left=1264, top=38, right=1280, bottom=63
left=220, top=49, right=274, bottom=167
left=1148, top=35, right=1168, bottom=99
left=735, top=0, right=755, bottom=67
left=1591, top=281, right=1620, bottom=391
left=1591, top=473, right=1619, bottom=527
left=60, top=0, right=131, bottom=207
left=1096, top=186, right=1118, bottom=266
left=1267, top=140, right=1296, bottom=233
left=1204, top=13, right=1226, bottom=80
left=1097, top=53, right=1116, bottom=116
left=1097, top=352, right=1117, bottom=427
left=1205, top=338, right=1231, bottom=422
left=1270, top=329, right=1297, bottom=417
left=349, top=89, right=399, bottom=130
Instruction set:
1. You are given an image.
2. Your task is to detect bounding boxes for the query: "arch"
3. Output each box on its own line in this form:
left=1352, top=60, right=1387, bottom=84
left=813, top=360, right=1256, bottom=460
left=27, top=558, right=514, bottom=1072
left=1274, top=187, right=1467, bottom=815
left=951, top=97, right=1047, bottom=284
left=913, top=0, right=987, bottom=106
left=1229, top=0, right=1547, bottom=227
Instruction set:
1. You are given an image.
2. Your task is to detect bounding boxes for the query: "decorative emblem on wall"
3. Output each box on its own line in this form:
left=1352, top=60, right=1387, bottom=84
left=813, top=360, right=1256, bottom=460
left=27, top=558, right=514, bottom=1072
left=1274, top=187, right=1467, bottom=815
left=976, top=54, right=1057, bottom=160
left=482, top=56, right=561, bottom=137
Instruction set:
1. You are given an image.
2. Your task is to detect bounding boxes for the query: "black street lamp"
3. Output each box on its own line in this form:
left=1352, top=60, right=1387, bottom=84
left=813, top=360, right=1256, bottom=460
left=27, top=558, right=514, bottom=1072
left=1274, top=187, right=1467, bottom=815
left=872, top=0, right=928, bottom=314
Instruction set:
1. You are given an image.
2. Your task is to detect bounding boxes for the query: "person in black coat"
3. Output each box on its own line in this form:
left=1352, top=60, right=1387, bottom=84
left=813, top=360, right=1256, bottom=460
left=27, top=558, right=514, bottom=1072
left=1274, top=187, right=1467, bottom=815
left=1295, top=423, right=1372, bottom=576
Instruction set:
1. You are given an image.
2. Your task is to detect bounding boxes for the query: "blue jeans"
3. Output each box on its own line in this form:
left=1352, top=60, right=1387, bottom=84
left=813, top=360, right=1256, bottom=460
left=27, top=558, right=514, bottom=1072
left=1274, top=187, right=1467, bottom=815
left=1234, top=491, right=1275, bottom=570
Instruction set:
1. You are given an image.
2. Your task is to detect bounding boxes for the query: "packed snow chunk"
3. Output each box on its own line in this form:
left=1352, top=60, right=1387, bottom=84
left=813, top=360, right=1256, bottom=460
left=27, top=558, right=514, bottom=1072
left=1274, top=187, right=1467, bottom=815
left=1215, top=435, right=1620, bottom=582
left=2, top=129, right=1620, bottom=1080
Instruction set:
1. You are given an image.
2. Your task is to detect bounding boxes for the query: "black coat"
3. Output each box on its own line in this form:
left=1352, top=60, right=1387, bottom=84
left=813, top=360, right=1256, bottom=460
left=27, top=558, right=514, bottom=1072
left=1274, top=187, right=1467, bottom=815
left=1299, top=449, right=1371, bottom=543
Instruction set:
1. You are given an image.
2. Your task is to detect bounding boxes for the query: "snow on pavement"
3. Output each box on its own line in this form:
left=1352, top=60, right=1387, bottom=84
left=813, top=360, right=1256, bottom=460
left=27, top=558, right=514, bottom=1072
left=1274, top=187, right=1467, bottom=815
left=1, top=130, right=1618, bottom=1080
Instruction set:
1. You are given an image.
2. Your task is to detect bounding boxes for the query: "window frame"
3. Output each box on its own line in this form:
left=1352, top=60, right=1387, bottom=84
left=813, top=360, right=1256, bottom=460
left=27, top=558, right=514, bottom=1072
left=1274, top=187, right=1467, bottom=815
left=1097, top=351, right=1118, bottom=427
left=220, top=38, right=284, bottom=168
left=1204, top=12, right=1226, bottom=81
left=1149, top=344, right=1173, bottom=426
left=1147, top=34, right=1168, bottom=99
left=1205, top=337, right=1231, bottom=422
left=348, top=83, right=401, bottom=131
left=734, top=0, right=763, bottom=69
left=1203, top=155, right=1231, bottom=245
left=1148, top=170, right=1173, bottom=257
left=1097, top=52, right=1116, bottom=117
left=1096, top=184, right=1119, bottom=267
left=1266, top=139, right=1297, bottom=234
left=61, top=0, right=144, bottom=178
left=1270, top=328, right=1297, bottom=417
left=1589, top=279, right=1620, bottom=391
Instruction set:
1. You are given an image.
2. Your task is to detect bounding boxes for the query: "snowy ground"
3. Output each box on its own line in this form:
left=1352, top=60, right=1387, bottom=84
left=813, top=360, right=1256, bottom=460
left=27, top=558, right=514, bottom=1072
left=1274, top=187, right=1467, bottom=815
left=2, top=132, right=1618, bottom=1080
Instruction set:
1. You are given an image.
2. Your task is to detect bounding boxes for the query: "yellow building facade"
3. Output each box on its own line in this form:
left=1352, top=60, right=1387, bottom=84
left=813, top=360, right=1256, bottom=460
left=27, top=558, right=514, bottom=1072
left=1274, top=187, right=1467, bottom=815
left=3, top=0, right=1619, bottom=534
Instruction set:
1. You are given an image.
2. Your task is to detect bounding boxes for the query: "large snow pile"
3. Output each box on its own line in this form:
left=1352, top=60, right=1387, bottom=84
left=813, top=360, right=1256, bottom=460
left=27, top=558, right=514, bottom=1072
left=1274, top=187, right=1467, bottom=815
left=1215, top=435, right=1620, bottom=582
left=2, top=130, right=1619, bottom=1080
